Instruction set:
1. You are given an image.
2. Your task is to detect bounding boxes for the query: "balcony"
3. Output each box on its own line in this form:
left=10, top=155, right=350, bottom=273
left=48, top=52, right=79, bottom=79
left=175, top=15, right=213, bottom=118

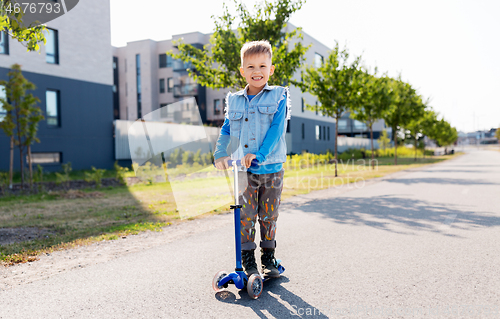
left=173, top=59, right=193, bottom=71
left=173, top=84, right=198, bottom=97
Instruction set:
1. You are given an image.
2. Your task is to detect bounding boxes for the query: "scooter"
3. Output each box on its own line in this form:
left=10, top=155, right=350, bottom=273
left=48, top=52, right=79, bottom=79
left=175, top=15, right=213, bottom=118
left=212, top=159, right=285, bottom=299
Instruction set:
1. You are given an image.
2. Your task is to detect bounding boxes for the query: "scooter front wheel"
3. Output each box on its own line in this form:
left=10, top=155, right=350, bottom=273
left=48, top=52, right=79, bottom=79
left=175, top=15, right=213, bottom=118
left=247, top=274, right=263, bottom=299
left=212, top=270, right=228, bottom=292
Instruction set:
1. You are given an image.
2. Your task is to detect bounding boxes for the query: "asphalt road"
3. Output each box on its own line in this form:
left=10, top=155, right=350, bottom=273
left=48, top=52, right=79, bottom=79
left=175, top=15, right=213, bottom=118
left=1, top=149, right=500, bottom=318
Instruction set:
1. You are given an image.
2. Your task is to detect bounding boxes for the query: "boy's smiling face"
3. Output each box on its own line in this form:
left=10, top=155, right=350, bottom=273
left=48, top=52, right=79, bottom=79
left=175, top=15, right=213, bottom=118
left=240, top=53, right=275, bottom=95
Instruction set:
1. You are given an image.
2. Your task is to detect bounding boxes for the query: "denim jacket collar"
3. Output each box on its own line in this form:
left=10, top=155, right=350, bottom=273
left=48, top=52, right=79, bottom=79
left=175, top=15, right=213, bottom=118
left=234, top=83, right=272, bottom=97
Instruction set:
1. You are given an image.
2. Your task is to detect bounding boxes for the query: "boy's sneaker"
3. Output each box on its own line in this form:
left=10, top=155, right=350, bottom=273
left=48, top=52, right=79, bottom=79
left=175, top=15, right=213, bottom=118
left=261, top=248, right=280, bottom=278
left=242, top=249, right=260, bottom=277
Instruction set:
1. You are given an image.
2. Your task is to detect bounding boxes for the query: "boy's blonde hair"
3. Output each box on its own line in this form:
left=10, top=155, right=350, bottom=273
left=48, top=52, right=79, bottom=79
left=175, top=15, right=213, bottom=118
left=240, top=40, right=272, bottom=66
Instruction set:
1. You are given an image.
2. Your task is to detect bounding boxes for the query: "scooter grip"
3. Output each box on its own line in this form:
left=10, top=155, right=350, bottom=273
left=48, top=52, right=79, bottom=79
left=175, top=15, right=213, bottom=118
left=228, top=159, right=259, bottom=167
left=213, top=159, right=259, bottom=167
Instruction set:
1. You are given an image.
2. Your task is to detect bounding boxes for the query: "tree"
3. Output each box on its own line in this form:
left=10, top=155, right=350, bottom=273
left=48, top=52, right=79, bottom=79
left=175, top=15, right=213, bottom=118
left=1, top=0, right=47, bottom=51
left=377, top=129, right=391, bottom=151
left=417, top=108, right=439, bottom=159
left=169, top=0, right=309, bottom=90
left=405, top=102, right=435, bottom=161
left=0, top=64, right=43, bottom=190
left=382, top=78, right=423, bottom=165
left=350, top=69, right=390, bottom=169
left=430, top=119, right=458, bottom=152
left=294, top=42, right=362, bottom=176
left=495, top=128, right=500, bottom=141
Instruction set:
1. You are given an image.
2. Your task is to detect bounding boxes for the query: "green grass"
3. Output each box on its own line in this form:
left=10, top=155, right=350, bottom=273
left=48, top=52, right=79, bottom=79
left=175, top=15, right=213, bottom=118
left=0, top=153, right=461, bottom=265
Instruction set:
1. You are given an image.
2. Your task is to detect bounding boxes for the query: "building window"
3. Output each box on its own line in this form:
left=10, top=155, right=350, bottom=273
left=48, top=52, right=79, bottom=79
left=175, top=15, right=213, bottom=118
left=286, top=119, right=290, bottom=133
left=28, top=152, right=61, bottom=164
left=323, top=126, right=326, bottom=140
left=159, top=78, right=165, bottom=93
left=0, top=29, right=9, bottom=55
left=316, top=125, right=321, bottom=140
left=159, top=54, right=173, bottom=68
left=167, top=77, right=174, bottom=93
left=46, top=90, right=60, bottom=126
left=45, top=28, right=59, bottom=64
left=338, top=119, right=347, bottom=130
left=327, top=126, right=330, bottom=140
left=302, top=123, right=305, bottom=140
left=214, top=99, right=221, bottom=115
left=353, top=120, right=367, bottom=130
left=301, top=97, right=304, bottom=112
left=136, top=54, right=141, bottom=118
left=159, top=54, right=166, bottom=68
left=314, top=53, right=323, bottom=68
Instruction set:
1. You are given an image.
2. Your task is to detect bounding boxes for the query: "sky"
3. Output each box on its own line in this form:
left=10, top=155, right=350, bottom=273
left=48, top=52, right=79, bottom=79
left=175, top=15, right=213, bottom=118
left=110, top=0, right=500, bottom=133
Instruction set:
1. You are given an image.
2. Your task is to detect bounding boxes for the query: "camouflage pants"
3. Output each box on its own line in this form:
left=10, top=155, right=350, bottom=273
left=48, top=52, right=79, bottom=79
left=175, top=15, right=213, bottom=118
left=238, top=169, right=284, bottom=250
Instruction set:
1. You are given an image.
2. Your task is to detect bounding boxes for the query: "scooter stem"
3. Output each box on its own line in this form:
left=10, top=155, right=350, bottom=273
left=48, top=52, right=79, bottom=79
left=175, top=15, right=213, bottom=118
left=233, top=161, right=243, bottom=271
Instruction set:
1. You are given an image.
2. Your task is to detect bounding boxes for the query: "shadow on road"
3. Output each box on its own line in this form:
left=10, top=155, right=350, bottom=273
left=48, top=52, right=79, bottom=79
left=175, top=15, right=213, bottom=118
left=385, top=177, right=499, bottom=186
left=292, top=195, right=500, bottom=237
left=215, top=276, right=328, bottom=318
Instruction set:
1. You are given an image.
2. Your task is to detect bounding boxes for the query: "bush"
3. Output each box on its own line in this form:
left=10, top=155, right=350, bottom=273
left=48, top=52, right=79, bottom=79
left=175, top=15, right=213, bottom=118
left=114, top=161, right=129, bottom=185
left=0, top=172, right=9, bottom=195
left=84, top=167, right=106, bottom=188
left=182, top=150, right=193, bottom=165
left=34, top=164, right=45, bottom=193
left=56, top=162, right=72, bottom=188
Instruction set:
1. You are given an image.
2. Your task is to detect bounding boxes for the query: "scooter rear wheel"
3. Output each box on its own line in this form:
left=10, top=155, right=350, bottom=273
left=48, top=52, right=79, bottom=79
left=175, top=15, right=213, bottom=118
left=212, top=270, right=228, bottom=292
left=247, top=274, right=263, bottom=299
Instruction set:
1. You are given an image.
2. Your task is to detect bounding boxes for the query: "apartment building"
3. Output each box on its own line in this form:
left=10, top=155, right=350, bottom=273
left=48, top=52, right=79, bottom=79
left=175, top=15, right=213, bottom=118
left=0, top=0, right=114, bottom=171
left=114, top=24, right=378, bottom=155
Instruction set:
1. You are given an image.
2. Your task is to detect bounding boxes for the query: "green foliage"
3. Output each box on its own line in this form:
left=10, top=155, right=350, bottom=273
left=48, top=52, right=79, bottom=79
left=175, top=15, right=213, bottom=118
left=496, top=129, right=500, bottom=141
left=168, top=148, right=183, bottom=167
left=377, top=130, right=391, bottom=151
left=285, top=151, right=335, bottom=169
left=429, top=119, right=458, bottom=147
left=351, top=69, right=391, bottom=130
left=114, top=161, right=129, bottom=185
left=0, top=172, right=9, bottom=195
left=292, top=42, right=362, bottom=175
left=55, top=162, right=72, bottom=187
left=0, top=64, right=44, bottom=188
left=55, top=172, right=69, bottom=186
left=294, top=42, right=362, bottom=120
left=34, top=164, right=45, bottom=193
left=0, top=1, right=47, bottom=51
left=134, top=162, right=163, bottom=185
left=338, top=148, right=365, bottom=161
left=169, top=0, right=309, bottom=90
left=85, top=167, right=106, bottom=188
left=181, top=150, right=193, bottom=165
left=193, top=149, right=202, bottom=165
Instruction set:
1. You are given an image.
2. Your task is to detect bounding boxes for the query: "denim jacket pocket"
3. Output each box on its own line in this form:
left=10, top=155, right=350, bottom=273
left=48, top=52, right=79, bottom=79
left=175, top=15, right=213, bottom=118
left=257, top=104, right=278, bottom=114
left=228, top=111, right=244, bottom=131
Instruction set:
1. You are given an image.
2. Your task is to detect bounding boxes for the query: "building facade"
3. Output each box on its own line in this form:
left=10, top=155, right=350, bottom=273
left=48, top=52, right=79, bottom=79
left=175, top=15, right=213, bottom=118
left=114, top=24, right=389, bottom=156
left=0, top=0, right=114, bottom=171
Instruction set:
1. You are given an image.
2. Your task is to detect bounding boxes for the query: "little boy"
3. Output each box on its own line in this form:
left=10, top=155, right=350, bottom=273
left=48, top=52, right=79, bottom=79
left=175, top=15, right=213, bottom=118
left=214, top=40, right=290, bottom=278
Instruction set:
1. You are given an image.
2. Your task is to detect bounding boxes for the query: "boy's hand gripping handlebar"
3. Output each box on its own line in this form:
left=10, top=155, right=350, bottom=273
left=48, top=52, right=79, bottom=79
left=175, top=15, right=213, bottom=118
left=226, top=159, right=259, bottom=167
left=213, top=159, right=259, bottom=169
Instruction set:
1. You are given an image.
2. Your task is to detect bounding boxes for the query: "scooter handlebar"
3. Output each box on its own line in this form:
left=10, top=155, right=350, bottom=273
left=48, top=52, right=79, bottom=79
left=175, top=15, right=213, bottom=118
left=213, top=159, right=259, bottom=168
left=227, top=159, right=259, bottom=167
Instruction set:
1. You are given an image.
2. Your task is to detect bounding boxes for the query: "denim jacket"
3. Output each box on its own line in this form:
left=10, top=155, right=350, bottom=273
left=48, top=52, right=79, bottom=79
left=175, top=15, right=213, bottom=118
left=218, top=83, right=291, bottom=168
